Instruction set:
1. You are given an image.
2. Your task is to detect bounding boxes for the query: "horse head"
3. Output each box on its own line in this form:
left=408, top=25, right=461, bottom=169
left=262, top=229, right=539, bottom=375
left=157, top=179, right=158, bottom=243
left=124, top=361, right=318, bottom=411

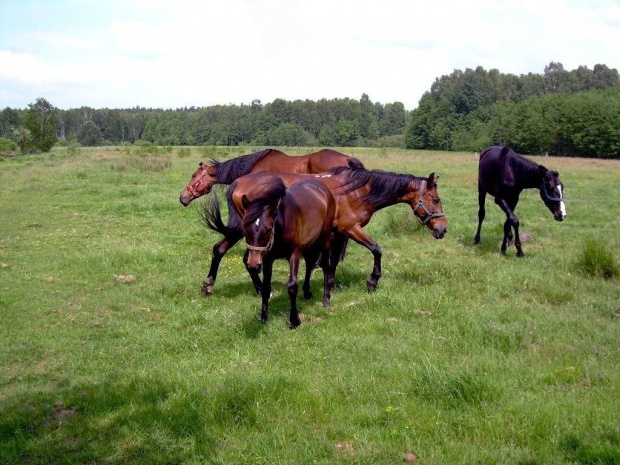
left=539, top=168, right=567, bottom=222
left=179, top=162, right=218, bottom=206
left=240, top=178, right=286, bottom=272
left=412, top=173, right=447, bottom=239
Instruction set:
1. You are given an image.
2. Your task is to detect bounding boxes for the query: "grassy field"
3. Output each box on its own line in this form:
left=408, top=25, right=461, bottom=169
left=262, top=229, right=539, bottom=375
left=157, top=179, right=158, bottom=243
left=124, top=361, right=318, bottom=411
left=1, top=146, right=619, bottom=464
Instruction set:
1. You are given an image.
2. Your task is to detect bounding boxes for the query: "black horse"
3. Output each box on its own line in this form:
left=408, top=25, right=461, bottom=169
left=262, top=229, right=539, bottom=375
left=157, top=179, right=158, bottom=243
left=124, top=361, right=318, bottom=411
left=474, top=146, right=567, bottom=256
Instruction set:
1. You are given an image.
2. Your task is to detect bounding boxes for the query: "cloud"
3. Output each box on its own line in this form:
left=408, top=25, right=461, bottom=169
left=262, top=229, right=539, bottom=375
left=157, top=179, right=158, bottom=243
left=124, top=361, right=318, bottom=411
left=1, top=0, right=619, bottom=109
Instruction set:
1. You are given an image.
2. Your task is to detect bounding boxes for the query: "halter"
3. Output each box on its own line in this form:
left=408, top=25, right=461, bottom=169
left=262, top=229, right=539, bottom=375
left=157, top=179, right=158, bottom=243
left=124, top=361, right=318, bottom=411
left=245, top=225, right=275, bottom=252
left=541, top=181, right=565, bottom=203
left=414, top=180, right=445, bottom=225
left=185, top=167, right=209, bottom=198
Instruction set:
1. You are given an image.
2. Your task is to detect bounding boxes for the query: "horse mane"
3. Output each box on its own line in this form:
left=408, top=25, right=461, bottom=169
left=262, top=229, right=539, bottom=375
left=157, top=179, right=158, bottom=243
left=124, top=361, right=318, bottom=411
left=333, top=167, right=420, bottom=209
left=210, top=149, right=274, bottom=184
left=504, top=147, right=546, bottom=180
left=241, top=177, right=287, bottom=228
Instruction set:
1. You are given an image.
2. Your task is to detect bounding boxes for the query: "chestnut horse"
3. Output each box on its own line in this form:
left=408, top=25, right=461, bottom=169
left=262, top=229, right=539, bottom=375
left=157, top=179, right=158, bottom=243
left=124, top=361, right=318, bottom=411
left=179, top=148, right=365, bottom=206
left=238, top=178, right=337, bottom=328
left=474, top=145, right=567, bottom=256
left=201, top=167, right=447, bottom=295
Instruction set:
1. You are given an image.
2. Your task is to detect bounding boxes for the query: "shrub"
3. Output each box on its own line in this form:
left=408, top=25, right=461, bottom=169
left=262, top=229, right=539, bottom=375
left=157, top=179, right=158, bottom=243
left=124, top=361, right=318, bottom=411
left=67, top=142, right=82, bottom=156
left=177, top=147, right=191, bottom=158
left=0, top=137, right=17, bottom=152
left=576, top=240, right=619, bottom=280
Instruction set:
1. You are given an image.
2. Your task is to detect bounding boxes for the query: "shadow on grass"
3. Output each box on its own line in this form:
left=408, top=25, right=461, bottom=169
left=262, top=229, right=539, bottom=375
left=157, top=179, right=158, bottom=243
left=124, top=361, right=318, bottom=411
left=0, top=371, right=309, bottom=464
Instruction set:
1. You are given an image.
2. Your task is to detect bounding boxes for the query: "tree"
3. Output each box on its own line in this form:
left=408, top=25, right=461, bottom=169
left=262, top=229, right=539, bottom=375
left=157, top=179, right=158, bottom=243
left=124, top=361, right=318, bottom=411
left=23, top=98, right=58, bottom=152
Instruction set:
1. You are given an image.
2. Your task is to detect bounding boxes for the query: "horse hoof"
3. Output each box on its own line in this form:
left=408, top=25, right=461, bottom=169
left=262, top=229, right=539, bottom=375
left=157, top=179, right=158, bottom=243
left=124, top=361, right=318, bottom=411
left=304, top=292, right=313, bottom=300
left=201, top=285, right=213, bottom=296
left=516, top=251, right=525, bottom=258
left=289, top=319, right=302, bottom=329
left=366, top=281, right=377, bottom=292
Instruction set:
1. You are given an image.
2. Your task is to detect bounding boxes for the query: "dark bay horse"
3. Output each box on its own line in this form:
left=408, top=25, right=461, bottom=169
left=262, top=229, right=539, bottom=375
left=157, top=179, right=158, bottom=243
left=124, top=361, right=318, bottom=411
left=239, top=178, right=337, bottom=328
left=202, top=167, right=447, bottom=295
left=474, top=145, right=567, bottom=256
left=179, top=148, right=365, bottom=206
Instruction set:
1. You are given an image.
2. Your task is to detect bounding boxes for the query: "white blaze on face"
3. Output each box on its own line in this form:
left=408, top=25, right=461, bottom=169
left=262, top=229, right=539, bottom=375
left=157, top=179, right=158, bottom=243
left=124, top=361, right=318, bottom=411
left=255, top=218, right=260, bottom=226
left=558, top=185, right=567, bottom=218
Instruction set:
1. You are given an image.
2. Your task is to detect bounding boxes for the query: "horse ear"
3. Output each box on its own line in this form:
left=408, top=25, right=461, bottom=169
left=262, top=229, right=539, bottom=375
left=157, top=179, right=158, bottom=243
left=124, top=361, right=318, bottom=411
left=241, top=194, right=250, bottom=210
left=427, top=172, right=437, bottom=186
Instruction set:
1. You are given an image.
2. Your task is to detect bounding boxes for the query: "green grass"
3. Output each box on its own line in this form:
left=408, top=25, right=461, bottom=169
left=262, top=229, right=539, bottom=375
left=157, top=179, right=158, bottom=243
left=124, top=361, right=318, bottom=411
left=1, top=146, right=619, bottom=464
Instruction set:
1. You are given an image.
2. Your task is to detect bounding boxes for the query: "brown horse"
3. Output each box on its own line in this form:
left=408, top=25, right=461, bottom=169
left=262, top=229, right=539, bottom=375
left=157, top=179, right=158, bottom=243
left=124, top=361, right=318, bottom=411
left=179, top=148, right=365, bottom=206
left=202, top=167, right=447, bottom=295
left=238, top=178, right=337, bottom=328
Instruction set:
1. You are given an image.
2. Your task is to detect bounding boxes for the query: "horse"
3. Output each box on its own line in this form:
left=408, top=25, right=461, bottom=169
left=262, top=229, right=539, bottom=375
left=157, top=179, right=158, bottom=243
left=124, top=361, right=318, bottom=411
left=201, top=166, right=447, bottom=295
left=237, top=178, right=337, bottom=328
left=474, top=145, right=567, bottom=256
left=179, top=148, right=365, bottom=206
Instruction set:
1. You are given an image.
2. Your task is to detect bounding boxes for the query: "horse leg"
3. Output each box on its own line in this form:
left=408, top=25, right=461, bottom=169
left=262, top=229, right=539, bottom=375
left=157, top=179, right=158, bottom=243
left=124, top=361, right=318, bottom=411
left=319, top=248, right=335, bottom=307
left=302, top=249, right=320, bottom=300
left=347, top=224, right=382, bottom=292
left=328, top=233, right=348, bottom=290
left=242, top=249, right=263, bottom=295
left=474, top=183, right=486, bottom=244
left=287, top=250, right=302, bottom=329
left=202, top=236, right=240, bottom=296
left=259, top=258, right=273, bottom=324
left=496, top=197, right=523, bottom=257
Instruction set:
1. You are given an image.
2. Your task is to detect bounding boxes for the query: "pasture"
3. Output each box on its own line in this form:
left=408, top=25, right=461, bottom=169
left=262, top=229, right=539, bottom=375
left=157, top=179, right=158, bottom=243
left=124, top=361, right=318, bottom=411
left=1, top=146, right=619, bottom=464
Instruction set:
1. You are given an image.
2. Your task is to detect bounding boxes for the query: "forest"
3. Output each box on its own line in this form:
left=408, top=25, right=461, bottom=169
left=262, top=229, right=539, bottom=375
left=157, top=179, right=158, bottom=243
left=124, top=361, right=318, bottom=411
left=1, top=62, right=619, bottom=158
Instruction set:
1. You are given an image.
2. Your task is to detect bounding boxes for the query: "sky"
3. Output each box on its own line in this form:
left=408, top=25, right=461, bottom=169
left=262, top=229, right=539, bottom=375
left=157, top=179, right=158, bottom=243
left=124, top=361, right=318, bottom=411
left=1, top=0, right=619, bottom=111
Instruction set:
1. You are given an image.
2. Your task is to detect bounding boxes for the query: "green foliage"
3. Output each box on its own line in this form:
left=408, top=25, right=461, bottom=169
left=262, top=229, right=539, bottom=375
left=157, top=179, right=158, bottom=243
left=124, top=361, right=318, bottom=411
left=23, top=97, right=58, bottom=152
left=576, top=240, right=619, bottom=280
left=67, top=141, right=82, bottom=156
left=177, top=147, right=191, bottom=158
left=406, top=63, right=620, bottom=158
left=0, top=137, right=16, bottom=152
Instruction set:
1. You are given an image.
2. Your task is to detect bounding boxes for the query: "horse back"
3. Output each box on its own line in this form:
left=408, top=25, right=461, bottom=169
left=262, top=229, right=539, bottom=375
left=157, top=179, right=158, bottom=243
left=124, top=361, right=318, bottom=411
left=279, top=180, right=336, bottom=250
left=478, top=146, right=519, bottom=196
left=306, top=149, right=365, bottom=172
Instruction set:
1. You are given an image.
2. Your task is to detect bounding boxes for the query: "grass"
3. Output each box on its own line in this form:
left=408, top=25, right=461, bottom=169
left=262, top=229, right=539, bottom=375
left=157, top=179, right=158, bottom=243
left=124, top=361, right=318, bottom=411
left=1, top=146, right=619, bottom=464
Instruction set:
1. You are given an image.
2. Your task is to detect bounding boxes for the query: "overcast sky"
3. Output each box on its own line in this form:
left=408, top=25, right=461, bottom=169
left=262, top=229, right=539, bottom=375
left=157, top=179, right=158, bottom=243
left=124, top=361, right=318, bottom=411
left=1, top=0, right=619, bottom=110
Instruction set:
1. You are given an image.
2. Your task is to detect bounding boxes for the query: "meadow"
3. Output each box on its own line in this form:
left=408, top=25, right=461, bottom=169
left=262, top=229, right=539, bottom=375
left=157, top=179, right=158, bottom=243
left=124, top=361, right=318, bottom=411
left=0, top=145, right=619, bottom=464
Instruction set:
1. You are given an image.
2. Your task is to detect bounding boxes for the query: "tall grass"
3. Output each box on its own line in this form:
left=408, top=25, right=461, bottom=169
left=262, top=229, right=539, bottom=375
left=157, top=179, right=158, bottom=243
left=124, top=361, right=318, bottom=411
left=1, top=147, right=619, bottom=464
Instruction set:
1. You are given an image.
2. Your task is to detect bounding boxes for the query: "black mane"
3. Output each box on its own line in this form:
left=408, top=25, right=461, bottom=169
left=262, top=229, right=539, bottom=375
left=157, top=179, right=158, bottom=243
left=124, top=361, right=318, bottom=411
left=210, top=149, right=274, bottom=184
left=241, top=177, right=287, bottom=228
left=331, top=166, right=421, bottom=209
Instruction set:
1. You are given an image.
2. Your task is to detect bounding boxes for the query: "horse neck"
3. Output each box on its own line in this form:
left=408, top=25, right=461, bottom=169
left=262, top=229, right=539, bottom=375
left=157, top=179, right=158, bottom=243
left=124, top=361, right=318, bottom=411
left=514, top=158, right=544, bottom=189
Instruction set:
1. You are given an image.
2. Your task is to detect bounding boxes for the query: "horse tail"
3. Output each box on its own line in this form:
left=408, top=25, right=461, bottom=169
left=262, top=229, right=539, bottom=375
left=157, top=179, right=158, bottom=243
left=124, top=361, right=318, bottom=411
left=198, top=191, right=243, bottom=240
left=347, top=156, right=366, bottom=170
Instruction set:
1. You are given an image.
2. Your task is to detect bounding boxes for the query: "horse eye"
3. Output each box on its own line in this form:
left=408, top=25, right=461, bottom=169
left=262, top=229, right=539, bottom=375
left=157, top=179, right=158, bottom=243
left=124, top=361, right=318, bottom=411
left=433, top=198, right=440, bottom=205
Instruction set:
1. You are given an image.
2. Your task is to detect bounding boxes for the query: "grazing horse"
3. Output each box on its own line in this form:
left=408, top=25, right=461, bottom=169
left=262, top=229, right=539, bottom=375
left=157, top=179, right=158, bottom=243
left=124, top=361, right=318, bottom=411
left=237, top=178, right=337, bottom=328
left=201, top=167, right=447, bottom=295
left=179, top=148, right=365, bottom=206
left=474, top=145, right=567, bottom=256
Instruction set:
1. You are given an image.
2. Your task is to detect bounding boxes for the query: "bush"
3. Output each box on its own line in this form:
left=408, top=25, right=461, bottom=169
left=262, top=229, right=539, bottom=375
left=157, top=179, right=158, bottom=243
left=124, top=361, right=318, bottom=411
left=0, top=137, right=17, bottom=152
left=67, top=142, right=82, bottom=156
left=177, top=147, right=191, bottom=158
left=576, top=240, right=619, bottom=280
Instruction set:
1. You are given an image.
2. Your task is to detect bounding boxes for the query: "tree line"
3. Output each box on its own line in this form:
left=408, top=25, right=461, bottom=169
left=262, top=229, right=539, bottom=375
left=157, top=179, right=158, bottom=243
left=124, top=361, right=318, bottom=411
left=1, top=62, right=618, bottom=158
left=405, top=62, right=620, bottom=158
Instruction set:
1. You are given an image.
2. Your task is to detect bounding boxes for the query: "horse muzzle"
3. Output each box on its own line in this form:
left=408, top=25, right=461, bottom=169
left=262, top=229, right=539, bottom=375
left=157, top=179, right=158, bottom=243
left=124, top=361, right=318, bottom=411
left=432, top=225, right=447, bottom=239
left=179, top=195, right=191, bottom=206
